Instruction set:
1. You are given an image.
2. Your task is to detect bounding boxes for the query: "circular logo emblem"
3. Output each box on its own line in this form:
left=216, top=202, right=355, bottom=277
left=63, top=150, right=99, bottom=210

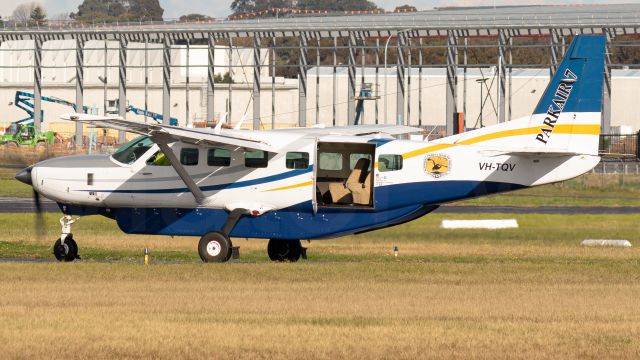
left=424, top=154, right=451, bottom=178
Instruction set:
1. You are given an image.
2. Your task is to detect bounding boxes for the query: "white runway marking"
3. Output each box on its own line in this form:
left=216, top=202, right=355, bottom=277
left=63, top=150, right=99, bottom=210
left=441, top=219, right=519, bottom=229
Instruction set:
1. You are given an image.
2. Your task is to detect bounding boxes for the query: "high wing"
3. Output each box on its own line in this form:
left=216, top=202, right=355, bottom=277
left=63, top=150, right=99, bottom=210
left=60, top=113, right=273, bottom=152
left=272, top=124, right=425, bottom=137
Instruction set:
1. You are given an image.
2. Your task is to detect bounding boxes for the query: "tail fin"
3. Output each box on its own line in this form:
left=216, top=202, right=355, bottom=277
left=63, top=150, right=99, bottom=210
left=527, top=34, right=606, bottom=155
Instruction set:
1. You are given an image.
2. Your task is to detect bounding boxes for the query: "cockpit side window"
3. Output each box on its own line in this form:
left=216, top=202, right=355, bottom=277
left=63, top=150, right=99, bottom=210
left=112, top=136, right=155, bottom=164
left=147, top=151, right=171, bottom=166
left=378, top=154, right=403, bottom=172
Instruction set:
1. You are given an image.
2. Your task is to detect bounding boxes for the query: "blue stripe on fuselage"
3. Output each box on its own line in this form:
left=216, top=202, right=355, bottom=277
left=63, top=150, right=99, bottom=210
left=61, top=180, right=525, bottom=239
left=81, top=167, right=313, bottom=194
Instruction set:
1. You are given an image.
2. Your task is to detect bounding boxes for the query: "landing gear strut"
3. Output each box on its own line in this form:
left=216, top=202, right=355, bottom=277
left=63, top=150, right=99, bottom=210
left=54, top=215, right=80, bottom=262
left=198, top=209, right=245, bottom=263
left=196, top=210, right=307, bottom=263
left=267, top=239, right=303, bottom=262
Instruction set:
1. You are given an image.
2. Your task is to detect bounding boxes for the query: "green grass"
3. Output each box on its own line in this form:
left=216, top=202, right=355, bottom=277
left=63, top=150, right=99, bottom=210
left=0, top=179, right=32, bottom=198
left=0, top=168, right=33, bottom=198
left=456, top=173, right=640, bottom=207
left=443, top=172, right=640, bottom=207
left=2, top=212, right=639, bottom=262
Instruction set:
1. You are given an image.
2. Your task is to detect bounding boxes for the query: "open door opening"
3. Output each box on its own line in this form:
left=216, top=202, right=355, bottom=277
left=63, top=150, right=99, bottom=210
left=315, top=142, right=375, bottom=208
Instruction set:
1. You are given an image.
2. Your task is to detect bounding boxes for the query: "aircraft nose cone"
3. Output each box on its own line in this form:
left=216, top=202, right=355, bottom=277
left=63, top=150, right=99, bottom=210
left=15, top=166, right=33, bottom=186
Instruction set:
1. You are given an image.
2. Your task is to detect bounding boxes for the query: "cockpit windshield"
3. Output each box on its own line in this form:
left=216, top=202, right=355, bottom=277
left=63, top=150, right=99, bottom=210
left=112, top=136, right=155, bottom=164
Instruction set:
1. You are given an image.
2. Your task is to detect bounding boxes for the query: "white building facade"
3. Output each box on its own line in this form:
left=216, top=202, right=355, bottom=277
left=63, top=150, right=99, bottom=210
left=0, top=39, right=638, bottom=135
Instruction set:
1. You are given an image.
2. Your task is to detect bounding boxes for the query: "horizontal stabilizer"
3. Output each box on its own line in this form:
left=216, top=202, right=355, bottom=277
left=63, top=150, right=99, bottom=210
left=478, top=148, right=586, bottom=157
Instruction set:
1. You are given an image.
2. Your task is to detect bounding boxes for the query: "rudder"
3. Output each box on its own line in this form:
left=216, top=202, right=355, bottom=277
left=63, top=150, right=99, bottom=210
left=528, top=35, right=605, bottom=155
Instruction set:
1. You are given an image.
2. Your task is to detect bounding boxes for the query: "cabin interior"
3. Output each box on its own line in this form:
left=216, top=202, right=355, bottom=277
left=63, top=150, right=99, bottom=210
left=316, top=142, right=375, bottom=207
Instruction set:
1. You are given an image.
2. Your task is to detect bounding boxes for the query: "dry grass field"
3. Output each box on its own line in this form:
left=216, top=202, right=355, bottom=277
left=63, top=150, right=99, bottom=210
left=0, top=213, right=639, bottom=359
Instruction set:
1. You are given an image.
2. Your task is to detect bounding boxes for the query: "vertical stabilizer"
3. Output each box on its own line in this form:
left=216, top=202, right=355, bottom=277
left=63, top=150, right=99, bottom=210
left=526, top=35, right=605, bottom=155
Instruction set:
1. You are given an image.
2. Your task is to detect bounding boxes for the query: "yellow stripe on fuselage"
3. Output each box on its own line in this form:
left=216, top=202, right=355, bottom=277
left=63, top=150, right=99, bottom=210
left=264, top=180, right=313, bottom=192
left=554, top=124, right=600, bottom=135
left=403, top=124, right=600, bottom=160
left=262, top=124, right=599, bottom=192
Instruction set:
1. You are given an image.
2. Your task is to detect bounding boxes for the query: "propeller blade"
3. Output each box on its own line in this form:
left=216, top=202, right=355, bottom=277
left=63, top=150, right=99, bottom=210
left=33, top=188, right=41, bottom=211
left=33, top=189, right=45, bottom=238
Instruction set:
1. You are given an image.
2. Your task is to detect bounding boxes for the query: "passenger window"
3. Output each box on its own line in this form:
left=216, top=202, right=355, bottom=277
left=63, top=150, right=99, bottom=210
left=147, top=151, right=171, bottom=166
left=180, top=148, right=199, bottom=166
left=319, top=152, right=342, bottom=170
left=378, top=154, right=403, bottom=172
left=245, top=150, right=268, bottom=168
left=208, top=148, right=231, bottom=167
left=286, top=152, right=309, bottom=170
left=350, top=153, right=373, bottom=170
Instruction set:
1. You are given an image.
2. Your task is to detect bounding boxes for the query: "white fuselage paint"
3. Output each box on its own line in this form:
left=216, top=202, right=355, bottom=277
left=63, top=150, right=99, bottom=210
left=30, top=113, right=601, bottom=213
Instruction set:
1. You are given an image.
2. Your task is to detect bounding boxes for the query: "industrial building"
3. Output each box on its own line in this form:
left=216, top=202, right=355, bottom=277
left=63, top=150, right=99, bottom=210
left=1, top=4, right=640, bottom=145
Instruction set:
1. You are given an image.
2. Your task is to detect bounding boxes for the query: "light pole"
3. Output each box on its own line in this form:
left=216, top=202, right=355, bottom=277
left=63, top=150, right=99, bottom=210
left=383, top=30, right=409, bottom=125
left=101, top=40, right=107, bottom=117
left=185, top=39, right=190, bottom=127
left=98, top=41, right=108, bottom=147
left=383, top=35, right=393, bottom=125
left=476, top=77, right=488, bottom=128
left=144, top=39, right=148, bottom=123
left=98, top=74, right=108, bottom=145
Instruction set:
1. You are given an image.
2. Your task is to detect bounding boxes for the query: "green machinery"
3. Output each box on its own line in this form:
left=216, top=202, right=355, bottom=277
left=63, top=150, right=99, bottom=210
left=0, top=122, right=57, bottom=148
left=1, top=91, right=87, bottom=147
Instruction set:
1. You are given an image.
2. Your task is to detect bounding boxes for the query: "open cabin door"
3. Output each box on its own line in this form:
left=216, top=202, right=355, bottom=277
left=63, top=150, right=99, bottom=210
left=314, top=141, right=375, bottom=208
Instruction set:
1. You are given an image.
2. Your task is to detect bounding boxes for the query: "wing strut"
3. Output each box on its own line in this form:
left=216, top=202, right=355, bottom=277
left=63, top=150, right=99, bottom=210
left=156, top=142, right=206, bottom=204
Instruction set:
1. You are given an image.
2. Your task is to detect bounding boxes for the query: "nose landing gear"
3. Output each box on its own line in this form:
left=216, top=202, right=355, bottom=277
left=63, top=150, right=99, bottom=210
left=53, top=215, right=80, bottom=262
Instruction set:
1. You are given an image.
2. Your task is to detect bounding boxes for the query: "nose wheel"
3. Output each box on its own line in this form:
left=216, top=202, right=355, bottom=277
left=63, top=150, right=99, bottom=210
left=53, top=235, right=78, bottom=262
left=53, top=215, right=80, bottom=262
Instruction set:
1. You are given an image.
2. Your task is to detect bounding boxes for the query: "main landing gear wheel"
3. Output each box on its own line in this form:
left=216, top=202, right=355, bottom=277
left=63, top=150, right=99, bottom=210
left=53, top=235, right=78, bottom=262
left=198, top=231, right=232, bottom=263
left=267, top=239, right=302, bottom=262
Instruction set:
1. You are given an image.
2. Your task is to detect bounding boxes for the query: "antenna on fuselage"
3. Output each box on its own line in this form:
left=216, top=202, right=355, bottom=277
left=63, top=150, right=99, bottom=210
left=234, top=114, right=247, bottom=130
left=424, top=126, right=437, bottom=142
left=214, top=113, right=228, bottom=134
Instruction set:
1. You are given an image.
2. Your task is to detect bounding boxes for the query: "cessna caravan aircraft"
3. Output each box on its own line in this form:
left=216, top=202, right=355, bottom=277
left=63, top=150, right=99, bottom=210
left=16, top=35, right=605, bottom=262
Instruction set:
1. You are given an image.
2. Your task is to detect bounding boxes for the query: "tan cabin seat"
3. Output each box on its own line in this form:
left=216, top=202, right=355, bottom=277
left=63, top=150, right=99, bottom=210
left=328, top=183, right=352, bottom=204
left=329, top=158, right=370, bottom=204
left=350, top=172, right=371, bottom=205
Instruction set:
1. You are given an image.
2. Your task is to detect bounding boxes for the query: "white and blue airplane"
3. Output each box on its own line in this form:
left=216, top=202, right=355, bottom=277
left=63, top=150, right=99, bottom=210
left=16, top=35, right=605, bottom=263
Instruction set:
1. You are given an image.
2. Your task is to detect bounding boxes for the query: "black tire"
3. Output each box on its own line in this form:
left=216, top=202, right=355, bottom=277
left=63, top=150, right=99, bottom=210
left=267, top=239, right=302, bottom=262
left=198, top=231, right=232, bottom=263
left=53, top=235, right=78, bottom=262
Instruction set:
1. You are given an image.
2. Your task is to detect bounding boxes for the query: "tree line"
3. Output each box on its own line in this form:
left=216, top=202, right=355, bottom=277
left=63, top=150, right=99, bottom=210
left=9, top=0, right=413, bottom=24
